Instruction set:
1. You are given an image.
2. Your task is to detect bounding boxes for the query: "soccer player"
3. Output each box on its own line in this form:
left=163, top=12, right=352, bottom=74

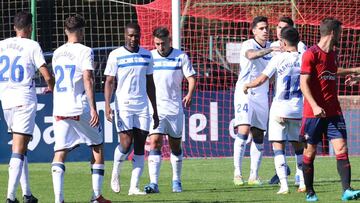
left=105, top=22, right=159, bottom=195
left=0, top=11, right=54, bottom=203
left=233, top=16, right=280, bottom=186
left=300, top=17, right=360, bottom=201
left=244, top=27, right=305, bottom=194
left=143, top=27, right=196, bottom=194
left=271, top=16, right=307, bottom=55
left=268, top=16, right=306, bottom=187
left=51, top=14, right=111, bottom=203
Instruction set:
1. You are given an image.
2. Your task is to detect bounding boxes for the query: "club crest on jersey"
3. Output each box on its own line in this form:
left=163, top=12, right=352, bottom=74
left=319, top=70, right=336, bottom=80
left=304, top=133, right=310, bottom=140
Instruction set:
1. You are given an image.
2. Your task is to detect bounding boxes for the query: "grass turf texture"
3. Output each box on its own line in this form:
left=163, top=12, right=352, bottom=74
left=0, top=157, right=359, bottom=202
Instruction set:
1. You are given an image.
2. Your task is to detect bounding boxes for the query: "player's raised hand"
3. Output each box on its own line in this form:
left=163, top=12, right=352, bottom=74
left=105, top=105, right=113, bottom=122
left=345, top=74, right=360, bottom=86
left=182, top=94, right=192, bottom=108
left=89, top=109, right=99, bottom=127
left=152, top=113, right=159, bottom=129
left=313, top=105, right=326, bottom=118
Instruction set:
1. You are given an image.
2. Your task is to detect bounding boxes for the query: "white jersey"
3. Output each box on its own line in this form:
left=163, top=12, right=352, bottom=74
left=52, top=43, right=94, bottom=116
left=151, top=48, right=195, bottom=115
left=0, top=37, right=46, bottom=109
left=236, top=39, right=272, bottom=96
left=262, top=51, right=303, bottom=118
left=104, top=46, right=153, bottom=112
left=271, top=40, right=307, bottom=56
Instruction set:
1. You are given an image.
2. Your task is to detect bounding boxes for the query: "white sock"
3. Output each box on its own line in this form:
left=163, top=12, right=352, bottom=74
left=130, top=154, right=144, bottom=189
left=52, top=162, right=65, bottom=203
left=113, top=145, right=127, bottom=176
left=274, top=150, right=288, bottom=189
left=170, top=152, right=183, bottom=182
left=7, top=153, right=24, bottom=200
left=233, top=135, right=247, bottom=177
left=249, top=141, right=263, bottom=179
left=295, top=150, right=305, bottom=187
left=20, top=155, right=31, bottom=196
left=91, top=164, right=105, bottom=198
left=148, top=150, right=162, bottom=184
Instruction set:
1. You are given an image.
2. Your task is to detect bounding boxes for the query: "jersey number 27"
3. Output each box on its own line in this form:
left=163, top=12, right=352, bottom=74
left=55, top=65, right=75, bottom=92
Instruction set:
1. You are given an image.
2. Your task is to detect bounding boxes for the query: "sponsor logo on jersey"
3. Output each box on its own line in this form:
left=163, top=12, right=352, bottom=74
left=319, top=70, right=336, bottom=80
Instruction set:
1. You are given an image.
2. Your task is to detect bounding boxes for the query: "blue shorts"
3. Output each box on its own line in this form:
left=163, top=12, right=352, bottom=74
left=300, top=115, right=347, bottom=145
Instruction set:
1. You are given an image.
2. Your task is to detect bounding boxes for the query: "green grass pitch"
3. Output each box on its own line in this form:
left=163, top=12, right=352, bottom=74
left=0, top=157, right=359, bottom=202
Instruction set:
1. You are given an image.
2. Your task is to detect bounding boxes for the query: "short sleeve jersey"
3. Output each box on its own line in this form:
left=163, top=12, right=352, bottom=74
left=104, top=46, right=153, bottom=112
left=237, top=39, right=272, bottom=96
left=0, top=37, right=46, bottom=109
left=300, top=45, right=341, bottom=118
left=151, top=48, right=196, bottom=115
left=262, top=51, right=303, bottom=118
left=52, top=43, right=94, bottom=116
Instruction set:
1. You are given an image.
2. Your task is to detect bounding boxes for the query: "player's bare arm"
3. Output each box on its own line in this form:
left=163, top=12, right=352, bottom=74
left=245, top=47, right=280, bottom=60
left=243, top=74, right=269, bottom=94
left=183, top=75, right=196, bottom=108
left=146, top=74, right=159, bottom=129
left=104, top=75, right=115, bottom=122
left=300, top=74, right=325, bottom=117
left=83, top=69, right=99, bottom=127
left=38, top=64, right=55, bottom=92
left=337, top=67, right=360, bottom=76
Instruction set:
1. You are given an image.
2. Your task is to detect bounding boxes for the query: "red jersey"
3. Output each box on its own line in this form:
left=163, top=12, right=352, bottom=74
left=300, top=45, right=342, bottom=118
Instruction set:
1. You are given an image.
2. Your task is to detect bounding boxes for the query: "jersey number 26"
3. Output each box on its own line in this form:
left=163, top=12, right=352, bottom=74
left=0, top=55, right=24, bottom=82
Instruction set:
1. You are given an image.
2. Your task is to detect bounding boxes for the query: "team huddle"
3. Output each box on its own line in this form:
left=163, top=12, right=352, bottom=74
left=0, top=10, right=360, bottom=203
left=234, top=16, right=360, bottom=201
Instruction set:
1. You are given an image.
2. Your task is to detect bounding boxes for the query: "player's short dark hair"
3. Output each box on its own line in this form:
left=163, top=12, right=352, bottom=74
left=125, top=22, right=141, bottom=33
left=252, top=16, right=268, bottom=29
left=320, top=17, right=342, bottom=36
left=281, top=26, right=299, bottom=47
left=65, top=14, right=85, bottom=33
left=152, top=26, right=170, bottom=38
left=14, top=11, right=32, bottom=30
left=279, top=16, right=294, bottom=27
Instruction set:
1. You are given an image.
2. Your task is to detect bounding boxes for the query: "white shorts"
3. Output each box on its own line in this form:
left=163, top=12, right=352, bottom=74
left=53, top=111, right=103, bottom=151
left=3, top=103, right=37, bottom=136
left=234, top=87, right=269, bottom=130
left=268, top=113, right=301, bottom=142
left=114, top=109, right=150, bottom=132
left=149, top=113, right=183, bottom=139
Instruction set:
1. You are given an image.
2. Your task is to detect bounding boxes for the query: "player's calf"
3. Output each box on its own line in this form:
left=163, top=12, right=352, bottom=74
left=111, top=144, right=129, bottom=193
